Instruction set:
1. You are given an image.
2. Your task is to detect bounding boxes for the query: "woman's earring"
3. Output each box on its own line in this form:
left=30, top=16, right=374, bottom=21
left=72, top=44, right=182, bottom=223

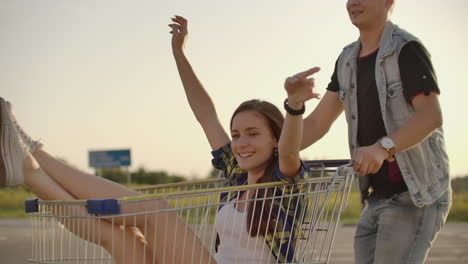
left=274, top=147, right=278, bottom=157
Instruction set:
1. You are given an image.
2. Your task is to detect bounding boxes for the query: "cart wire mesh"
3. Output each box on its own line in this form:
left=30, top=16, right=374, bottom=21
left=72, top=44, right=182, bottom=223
left=25, top=160, right=354, bottom=264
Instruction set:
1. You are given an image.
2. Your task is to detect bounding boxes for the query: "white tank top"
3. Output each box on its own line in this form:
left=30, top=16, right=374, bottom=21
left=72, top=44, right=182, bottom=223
left=214, top=201, right=277, bottom=264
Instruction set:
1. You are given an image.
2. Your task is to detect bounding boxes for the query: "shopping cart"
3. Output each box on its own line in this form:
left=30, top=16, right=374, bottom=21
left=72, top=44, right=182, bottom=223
left=25, top=160, right=355, bottom=264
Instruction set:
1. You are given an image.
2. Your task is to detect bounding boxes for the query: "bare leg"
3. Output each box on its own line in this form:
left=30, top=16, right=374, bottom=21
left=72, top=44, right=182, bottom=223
left=24, top=154, right=154, bottom=264
left=4, top=100, right=213, bottom=263
left=31, top=149, right=215, bottom=264
left=32, top=149, right=169, bottom=230
left=32, top=149, right=139, bottom=199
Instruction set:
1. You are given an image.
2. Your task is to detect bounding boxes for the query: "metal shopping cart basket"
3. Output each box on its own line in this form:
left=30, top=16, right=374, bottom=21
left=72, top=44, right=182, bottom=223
left=25, top=160, right=355, bottom=264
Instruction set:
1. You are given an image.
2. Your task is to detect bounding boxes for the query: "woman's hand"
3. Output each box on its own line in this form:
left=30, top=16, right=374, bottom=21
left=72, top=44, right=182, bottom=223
left=284, top=67, right=321, bottom=109
left=169, top=15, right=188, bottom=54
left=169, top=15, right=231, bottom=151
left=278, top=67, right=321, bottom=178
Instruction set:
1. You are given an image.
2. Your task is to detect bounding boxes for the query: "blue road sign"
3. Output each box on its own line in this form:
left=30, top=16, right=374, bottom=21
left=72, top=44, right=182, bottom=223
left=88, top=149, right=131, bottom=169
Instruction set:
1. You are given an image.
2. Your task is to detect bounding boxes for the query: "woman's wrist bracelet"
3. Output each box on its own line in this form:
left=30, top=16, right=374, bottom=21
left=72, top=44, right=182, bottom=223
left=284, top=98, right=305, bottom=115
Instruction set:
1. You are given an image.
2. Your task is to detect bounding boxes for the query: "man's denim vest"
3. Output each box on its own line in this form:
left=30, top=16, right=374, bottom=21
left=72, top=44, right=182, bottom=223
left=336, top=21, right=450, bottom=207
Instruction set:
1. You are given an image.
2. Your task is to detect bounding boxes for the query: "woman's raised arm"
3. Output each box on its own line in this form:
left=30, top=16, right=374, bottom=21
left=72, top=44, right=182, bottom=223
left=169, top=16, right=230, bottom=150
left=278, top=67, right=321, bottom=177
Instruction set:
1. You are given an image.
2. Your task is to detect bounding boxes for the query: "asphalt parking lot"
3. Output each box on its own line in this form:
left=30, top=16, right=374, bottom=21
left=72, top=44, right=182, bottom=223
left=1, top=219, right=467, bottom=263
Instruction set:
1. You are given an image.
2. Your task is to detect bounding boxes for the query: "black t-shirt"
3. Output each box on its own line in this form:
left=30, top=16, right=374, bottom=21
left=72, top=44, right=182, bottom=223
left=327, top=41, right=440, bottom=99
left=326, top=41, right=440, bottom=197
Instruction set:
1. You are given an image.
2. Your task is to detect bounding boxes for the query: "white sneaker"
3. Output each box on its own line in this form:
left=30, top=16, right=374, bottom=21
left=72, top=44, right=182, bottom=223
left=0, top=97, right=28, bottom=186
left=6, top=101, right=43, bottom=153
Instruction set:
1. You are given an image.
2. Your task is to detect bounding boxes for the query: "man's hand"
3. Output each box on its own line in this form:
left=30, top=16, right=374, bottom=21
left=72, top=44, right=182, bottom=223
left=353, top=142, right=389, bottom=176
left=284, top=67, right=322, bottom=108
left=169, top=15, right=188, bottom=54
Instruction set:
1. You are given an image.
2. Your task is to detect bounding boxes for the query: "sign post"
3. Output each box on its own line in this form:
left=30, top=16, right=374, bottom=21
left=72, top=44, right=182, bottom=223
left=88, top=149, right=132, bottom=184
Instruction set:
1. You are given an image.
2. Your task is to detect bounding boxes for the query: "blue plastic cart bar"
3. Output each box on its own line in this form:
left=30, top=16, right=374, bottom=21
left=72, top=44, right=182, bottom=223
left=86, top=199, right=120, bottom=214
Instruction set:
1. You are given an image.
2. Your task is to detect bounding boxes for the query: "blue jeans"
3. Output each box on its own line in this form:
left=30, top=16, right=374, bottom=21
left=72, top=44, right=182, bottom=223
left=354, top=189, right=451, bottom=264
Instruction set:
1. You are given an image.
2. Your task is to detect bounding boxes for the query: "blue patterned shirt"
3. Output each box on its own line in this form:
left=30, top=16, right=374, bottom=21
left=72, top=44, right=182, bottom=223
left=212, top=143, right=311, bottom=263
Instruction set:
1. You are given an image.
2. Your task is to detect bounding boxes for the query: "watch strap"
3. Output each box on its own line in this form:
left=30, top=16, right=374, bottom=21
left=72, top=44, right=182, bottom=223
left=379, top=137, right=397, bottom=160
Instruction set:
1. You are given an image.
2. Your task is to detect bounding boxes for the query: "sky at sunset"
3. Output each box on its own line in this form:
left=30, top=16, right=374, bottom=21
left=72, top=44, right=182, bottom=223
left=1, top=0, right=467, bottom=179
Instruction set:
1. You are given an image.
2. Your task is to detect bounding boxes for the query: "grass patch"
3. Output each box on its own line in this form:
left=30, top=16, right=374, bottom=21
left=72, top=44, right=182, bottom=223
left=338, top=191, right=468, bottom=223
left=0, top=186, right=36, bottom=218
left=1, top=186, right=467, bottom=223
left=338, top=192, right=362, bottom=224
left=448, top=192, right=468, bottom=222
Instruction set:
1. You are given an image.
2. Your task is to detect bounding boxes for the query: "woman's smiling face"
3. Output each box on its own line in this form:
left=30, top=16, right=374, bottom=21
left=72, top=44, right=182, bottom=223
left=230, top=110, right=277, bottom=173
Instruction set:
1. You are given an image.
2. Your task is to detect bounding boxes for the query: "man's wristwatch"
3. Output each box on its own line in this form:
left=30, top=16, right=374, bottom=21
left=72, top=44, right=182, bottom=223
left=379, top=136, right=397, bottom=160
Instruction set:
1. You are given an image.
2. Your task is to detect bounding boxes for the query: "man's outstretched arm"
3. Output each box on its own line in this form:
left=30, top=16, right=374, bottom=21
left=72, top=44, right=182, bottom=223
left=301, top=91, right=344, bottom=150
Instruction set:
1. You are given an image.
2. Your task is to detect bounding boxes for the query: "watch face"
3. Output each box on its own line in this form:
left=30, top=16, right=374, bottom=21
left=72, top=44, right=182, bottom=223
left=381, top=137, right=395, bottom=149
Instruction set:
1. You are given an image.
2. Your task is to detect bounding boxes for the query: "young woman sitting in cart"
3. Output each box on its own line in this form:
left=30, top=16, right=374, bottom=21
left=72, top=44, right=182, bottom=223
left=0, top=15, right=321, bottom=264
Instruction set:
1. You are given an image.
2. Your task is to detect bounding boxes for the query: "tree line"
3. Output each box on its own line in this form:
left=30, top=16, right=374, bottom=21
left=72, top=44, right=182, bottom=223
left=99, top=167, right=187, bottom=185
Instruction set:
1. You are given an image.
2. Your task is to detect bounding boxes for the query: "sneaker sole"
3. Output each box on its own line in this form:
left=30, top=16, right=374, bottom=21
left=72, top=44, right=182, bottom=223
left=0, top=99, right=6, bottom=187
